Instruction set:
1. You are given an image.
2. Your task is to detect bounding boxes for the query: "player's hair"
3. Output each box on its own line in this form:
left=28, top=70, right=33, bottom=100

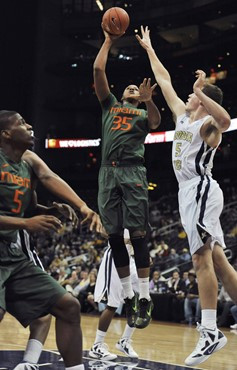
left=0, top=110, right=17, bottom=131
left=202, top=84, right=223, bottom=105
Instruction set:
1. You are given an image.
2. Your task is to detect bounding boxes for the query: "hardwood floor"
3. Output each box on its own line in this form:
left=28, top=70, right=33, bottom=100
left=1, top=313, right=236, bottom=369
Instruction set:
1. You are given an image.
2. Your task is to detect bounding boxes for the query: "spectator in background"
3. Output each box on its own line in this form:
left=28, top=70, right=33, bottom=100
left=57, top=266, right=69, bottom=285
left=168, top=271, right=184, bottom=293
left=150, top=239, right=169, bottom=259
left=49, top=254, right=62, bottom=270
left=149, top=270, right=166, bottom=292
left=74, top=271, right=89, bottom=297
left=168, top=270, right=186, bottom=322
left=217, top=286, right=234, bottom=327
left=167, top=248, right=180, bottom=268
left=79, top=271, right=98, bottom=313
left=149, top=239, right=160, bottom=259
left=179, top=248, right=191, bottom=264
left=59, top=253, right=68, bottom=268
left=62, top=269, right=80, bottom=295
left=230, top=305, right=237, bottom=330
left=182, top=271, right=190, bottom=286
left=155, top=240, right=170, bottom=258
left=184, top=272, right=200, bottom=325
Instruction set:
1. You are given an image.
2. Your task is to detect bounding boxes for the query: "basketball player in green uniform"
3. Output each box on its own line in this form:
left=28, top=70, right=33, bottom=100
left=0, top=110, right=102, bottom=370
left=12, top=197, right=79, bottom=370
left=93, top=28, right=161, bottom=329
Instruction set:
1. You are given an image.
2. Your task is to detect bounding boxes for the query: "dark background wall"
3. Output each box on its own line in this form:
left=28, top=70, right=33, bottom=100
left=0, top=0, right=236, bottom=204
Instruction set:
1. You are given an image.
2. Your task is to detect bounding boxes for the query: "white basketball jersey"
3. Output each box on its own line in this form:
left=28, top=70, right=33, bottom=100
left=172, top=113, right=219, bottom=183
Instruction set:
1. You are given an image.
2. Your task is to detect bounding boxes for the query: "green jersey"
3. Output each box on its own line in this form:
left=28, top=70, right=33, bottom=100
left=101, top=93, right=149, bottom=163
left=0, top=149, right=33, bottom=242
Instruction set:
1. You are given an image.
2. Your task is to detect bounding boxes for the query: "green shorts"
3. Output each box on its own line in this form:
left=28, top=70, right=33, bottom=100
left=0, top=242, right=67, bottom=327
left=98, top=165, right=149, bottom=234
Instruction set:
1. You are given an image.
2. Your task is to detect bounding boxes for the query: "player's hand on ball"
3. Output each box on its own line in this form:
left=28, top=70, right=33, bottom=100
left=136, top=26, right=153, bottom=50
left=102, top=27, right=123, bottom=41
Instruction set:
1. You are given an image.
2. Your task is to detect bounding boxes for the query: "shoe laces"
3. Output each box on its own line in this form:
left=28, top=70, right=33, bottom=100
left=96, top=342, right=110, bottom=355
left=121, top=338, right=133, bottom=349
left=195, top=323, right=211, bottom=350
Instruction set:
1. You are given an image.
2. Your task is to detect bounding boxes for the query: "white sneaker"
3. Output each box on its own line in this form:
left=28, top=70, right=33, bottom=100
left=116, top=338, right=138, bottom=358
left=13, top=363, right=39, bottom=370
left=230, top=323, right=237, bottom=329
left=185, top=323, right=227, bottom=366
left=89, top=342, right=117, bottom=361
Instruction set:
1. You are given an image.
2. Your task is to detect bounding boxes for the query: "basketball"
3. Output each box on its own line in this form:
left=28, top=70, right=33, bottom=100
left=102, top=7, right=130, bottom=35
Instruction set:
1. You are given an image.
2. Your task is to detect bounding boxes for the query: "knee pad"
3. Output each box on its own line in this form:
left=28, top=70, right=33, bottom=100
left=130, top=236, right=150, bottom=268
left=109, top=234, right=129, bottom=268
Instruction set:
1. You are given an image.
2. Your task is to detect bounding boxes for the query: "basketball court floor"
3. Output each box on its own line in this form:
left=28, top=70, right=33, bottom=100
left=1, top=313, right=236, bottom=369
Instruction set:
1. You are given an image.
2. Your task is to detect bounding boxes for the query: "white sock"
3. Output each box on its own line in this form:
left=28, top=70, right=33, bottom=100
left=95, top=329, right=106, bottom=344
left=65, top=365, right=84, bottom=370
left=120, top=276, right=134, bottom=299
left=138, top=277, right=150, bottom=300
left=121, top=324, right=135, bottom=340
left=23, top=339, right=43, bottom=364
left=201, top=309, right=217, bottom=330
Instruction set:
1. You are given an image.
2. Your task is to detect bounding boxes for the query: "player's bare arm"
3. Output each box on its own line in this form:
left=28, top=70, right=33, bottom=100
left=93, top=29, right=121, bottom=102
left=32, top=191, right=79, bottom=228
left=0, top=214, right=62, bottom=233
left=194, top=70, right=231, bottom=147
left=23, top=150, right=102, bottom=232
left=136, top=26, right=185, bottom=120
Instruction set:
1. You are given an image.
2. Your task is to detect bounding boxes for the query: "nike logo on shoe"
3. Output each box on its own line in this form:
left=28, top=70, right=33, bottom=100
left=204, top=342, right=219, bottom=355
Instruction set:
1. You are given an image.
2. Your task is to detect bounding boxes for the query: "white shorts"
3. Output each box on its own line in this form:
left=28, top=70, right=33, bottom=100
left=17, top=230, right=44, bottom=270
left=178, top=175, right=226, bottom=255
left=94, top=246, right=139, bottom=308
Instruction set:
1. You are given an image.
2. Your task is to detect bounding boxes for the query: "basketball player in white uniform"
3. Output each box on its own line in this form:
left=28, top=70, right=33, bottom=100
left=136, top=26, right=237, bottom=366
left=89, top=230, right=139, bottom=361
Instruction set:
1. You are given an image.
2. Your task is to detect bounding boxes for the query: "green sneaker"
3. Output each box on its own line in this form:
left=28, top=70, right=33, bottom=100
left=135, top=298, right=154, bottom=329
left=124, top=293, right=139, bottom=327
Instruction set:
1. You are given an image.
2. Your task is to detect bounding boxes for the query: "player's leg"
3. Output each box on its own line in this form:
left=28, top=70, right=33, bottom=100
left=179, top=179, right=227, bottom=366
left=13, top=315, right=52, bottom=369
left=192, top=244, right=218, bottom=316
left=98, top=167, right=134, bottom=301
left=50, top=293, right=84, bottom=368
left=116, top=251, right=139, bottom=358
left=108, top=233, right=139, bottom=327
left=7, top=260, right=84, bottom=370
left=13, top=231, right=52, bottom=369
left=89, top=306, right=117, bottom=361
left=98, top=169, right=137, bottom=327
left=130, top=229, right=153, bottom=329
left=121, top=166, right=153, bottom=329
left=212, top=244, right=237, bottom=302
left=185, top=244, right=227, bottom=366
left=116, top=324, right=138, bottom=358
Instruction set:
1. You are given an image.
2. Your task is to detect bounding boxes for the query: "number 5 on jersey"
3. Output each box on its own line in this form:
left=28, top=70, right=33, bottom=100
left=111, top=116, right=132, bottom=131
left=11, top=189, right=24, bottom=214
